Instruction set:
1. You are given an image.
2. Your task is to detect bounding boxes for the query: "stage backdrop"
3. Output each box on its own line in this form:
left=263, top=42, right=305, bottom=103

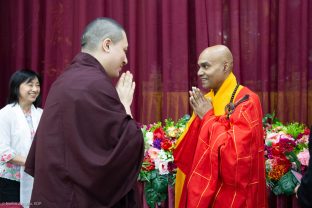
left=0, top=0, right=311, bottom=207
left=0, top=0, right=311, bottom=126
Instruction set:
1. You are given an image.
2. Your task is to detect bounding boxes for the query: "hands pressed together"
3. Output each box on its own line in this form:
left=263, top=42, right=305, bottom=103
left=116, top=76, right=212, bottom=120
left=189, top=87, right=212, bottom=119
left=116, top=71, right=135, bottom=117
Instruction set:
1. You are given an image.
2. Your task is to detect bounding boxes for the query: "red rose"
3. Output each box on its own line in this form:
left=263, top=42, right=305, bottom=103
left=142, top=155, right=155, bottom=171
left=161, top=139, right=172, bottom=151
left=153, top=127, right=166, bottom=140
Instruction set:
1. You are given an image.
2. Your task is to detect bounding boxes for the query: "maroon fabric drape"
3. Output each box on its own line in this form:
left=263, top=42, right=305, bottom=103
left=1, top=0, right=311, bottom=207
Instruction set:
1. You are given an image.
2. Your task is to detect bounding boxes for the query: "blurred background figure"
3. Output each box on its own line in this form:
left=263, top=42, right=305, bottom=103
left=0, top=69, right=42, bottom=206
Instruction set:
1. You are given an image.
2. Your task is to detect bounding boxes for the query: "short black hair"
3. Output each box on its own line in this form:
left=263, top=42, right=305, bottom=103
left=8, top=69, right=42, bottom=107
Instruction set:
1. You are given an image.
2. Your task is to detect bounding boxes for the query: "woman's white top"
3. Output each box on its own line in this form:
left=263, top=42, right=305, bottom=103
left=0, top=103, right=42, bottom=206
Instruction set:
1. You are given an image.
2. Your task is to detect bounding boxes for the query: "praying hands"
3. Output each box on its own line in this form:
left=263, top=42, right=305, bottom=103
left=116, top=71, right=136, bottom=117
left=189, top=87, right=212, bottom=119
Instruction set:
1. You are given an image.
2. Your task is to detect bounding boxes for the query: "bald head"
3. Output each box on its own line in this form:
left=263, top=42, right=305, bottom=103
left=197, top=45, right=234, bottom=92
left=200, top=45, right=233, bottom=72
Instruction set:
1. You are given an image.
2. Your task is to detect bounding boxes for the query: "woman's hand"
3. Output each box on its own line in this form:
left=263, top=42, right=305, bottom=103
left=9, top=155, right=26, bottom=166
left=294, top=184, right=300, bottom=198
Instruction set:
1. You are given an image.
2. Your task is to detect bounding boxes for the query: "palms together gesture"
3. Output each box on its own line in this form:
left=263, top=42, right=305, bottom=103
left=116, top=71, right=135, bottom=116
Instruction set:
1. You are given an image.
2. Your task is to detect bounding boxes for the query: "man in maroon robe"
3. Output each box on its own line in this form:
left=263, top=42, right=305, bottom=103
left=25, top=18, right=144, bottom=207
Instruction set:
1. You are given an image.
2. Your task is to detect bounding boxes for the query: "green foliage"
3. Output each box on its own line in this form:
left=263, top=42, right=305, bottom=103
left=144, top=171, right=170, bottom=207
left=285, top=123, right=305, bottom=139
left=264, top=113, right=309, bottom=196
left=285, top=151, right=301, bottom=172
left=139, top=168, right=156, bottom=182
left=149, top=122, right=162, bottom=132
left=293, top=143, right=308, bottom=155
left=263, top=112, right=282, bottom=127
left=268, top=171, right=300, bottom=196
left=276, top=171, right=300, bottom=196
left=139, top=115, right=190, bottom=207
left=163, top=118, right=174, bottom=131
left=176, top=115, right=191, bottom=128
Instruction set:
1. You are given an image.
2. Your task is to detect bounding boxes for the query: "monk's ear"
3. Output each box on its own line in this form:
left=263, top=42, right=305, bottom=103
left=102, top=38, right=112, bottom=53
left=223, top=61, right=229, bottom=73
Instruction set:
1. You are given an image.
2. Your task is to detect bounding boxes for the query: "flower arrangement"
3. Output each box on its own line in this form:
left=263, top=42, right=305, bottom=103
left=138, top=115, right=190, bottom=207
left=263, top=113, right=310, bottom=195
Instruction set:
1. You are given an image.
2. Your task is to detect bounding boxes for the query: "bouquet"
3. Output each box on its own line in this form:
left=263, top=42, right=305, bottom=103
left=263, top=114, right=310, bottom=195
left=138, top=115, right=190, bottom=207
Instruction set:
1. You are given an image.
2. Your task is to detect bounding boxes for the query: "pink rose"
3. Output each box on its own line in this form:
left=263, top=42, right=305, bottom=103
left=148, top=147, right=160, bottom=160
left=297, top=149, right=310, bottom=166
left=158, top=161, right=169, bottom=175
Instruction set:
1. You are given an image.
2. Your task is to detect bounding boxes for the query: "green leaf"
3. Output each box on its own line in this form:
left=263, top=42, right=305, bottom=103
left=168, top=173, right=176, bottom=186
left=293, top=143, right=308, bottom=155
left=272, top=184, right=283, bottom=195
left=277, top=171, right=298, bottom=196
left=285, top=123, right=305, bottom=139
left=285, top=151, right=301, bottom=172
left=263, top=112, right=281, bottom=126
left=150, top=170, right=157, bottom=180
left=152, top=174, right=168, bottom=193
left=144, top=181, right=159, bottom=207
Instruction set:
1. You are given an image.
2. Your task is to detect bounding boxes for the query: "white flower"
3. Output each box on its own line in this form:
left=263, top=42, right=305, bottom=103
left=158, top=161, right=169, bottom=175
left=167, top=126, right=177, bottom=137
left=265, top=159, right=273, bottom=172
left=146, top=132, right=154, bottom=144
left=158, top=149, right=174, bottom=162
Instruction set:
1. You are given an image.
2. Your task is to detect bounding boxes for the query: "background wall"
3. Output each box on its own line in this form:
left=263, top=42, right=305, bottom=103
left=0, top=0, right=311, bottom=125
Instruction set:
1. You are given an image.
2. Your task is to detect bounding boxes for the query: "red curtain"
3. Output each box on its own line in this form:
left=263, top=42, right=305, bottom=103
left=0, top=0, right=311, bottom=207
left=1, top=0, right=311, bottom=125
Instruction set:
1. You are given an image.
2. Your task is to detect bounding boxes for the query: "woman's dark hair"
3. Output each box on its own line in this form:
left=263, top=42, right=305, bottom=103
left=8, top=69, right=42, bottom=107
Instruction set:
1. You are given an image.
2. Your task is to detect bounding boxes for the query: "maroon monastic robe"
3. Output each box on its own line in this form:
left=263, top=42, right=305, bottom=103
left=25, top=53, right=144, bottom=208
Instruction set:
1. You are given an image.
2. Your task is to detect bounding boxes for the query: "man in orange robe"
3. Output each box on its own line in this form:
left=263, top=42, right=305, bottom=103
left=174, top=45, right=267, bottom=207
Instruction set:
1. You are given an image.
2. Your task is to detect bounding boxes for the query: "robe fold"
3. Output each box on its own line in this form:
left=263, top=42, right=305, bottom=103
left=174, top=73, right=267, bottom=208
left=25, top=52, right=144, bottom=208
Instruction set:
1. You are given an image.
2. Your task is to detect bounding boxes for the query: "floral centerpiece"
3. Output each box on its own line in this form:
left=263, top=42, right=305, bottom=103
left=263, top=114, right=310, bottom=195
left=138, top=115, right=190, bottom=207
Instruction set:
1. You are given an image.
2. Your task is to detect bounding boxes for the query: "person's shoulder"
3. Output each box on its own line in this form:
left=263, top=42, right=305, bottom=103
left=33, top=105, right=43, bottom=113
left=239, top=86, right=260, bottom=101
left=240, top=85, right=257, bottom=95
left=0, top=103, right=16, bottom=112
left=0, top=104, right=16, bottom=118
left=236, top=86, right=262, bottom=112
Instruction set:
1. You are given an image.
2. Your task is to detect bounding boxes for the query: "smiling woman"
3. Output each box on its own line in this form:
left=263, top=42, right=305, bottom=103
left=0, top=69, right=43, bottom=206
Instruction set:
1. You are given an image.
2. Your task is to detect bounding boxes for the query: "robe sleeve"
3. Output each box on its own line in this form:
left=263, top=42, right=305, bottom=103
left=67, top=89, right=145, bottom=206
left=174, top=116, right=202, bottom=174
left=186, top=95, right=264, bottom=207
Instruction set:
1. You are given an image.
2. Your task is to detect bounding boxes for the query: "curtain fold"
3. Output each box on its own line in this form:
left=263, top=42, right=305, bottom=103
left=1, top=0, right=311, bottom=125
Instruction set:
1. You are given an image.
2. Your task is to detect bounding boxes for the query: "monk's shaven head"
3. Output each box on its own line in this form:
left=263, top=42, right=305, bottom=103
left=81, top=17, right=124, bottom=51
left=202, top=45, right=234, bottom=73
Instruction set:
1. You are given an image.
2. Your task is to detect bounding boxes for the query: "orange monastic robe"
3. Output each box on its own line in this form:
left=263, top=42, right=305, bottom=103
left=174, top=73, right=267, bottom=208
